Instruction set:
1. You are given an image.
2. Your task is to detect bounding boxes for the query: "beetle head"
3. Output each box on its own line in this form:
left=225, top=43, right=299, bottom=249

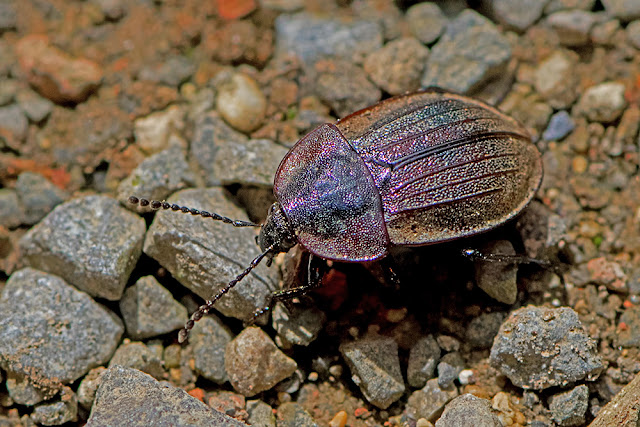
left=258, top=202, right=296, bottom=264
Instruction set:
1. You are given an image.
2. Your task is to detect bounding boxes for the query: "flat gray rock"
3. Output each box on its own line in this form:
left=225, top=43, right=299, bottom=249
left=15, top=171, right=68, bottom=226
left=142, top=188, right=278, bottom=321
left=86, top=366, right=247, bottom=426
left=117, top=145, right=195, bottom=207
left=0, top=268, right=123, bottom=405
left=119, top=275, right=188, bottom=340
left=191, top=315, right=233, bottom=384
left=421, top=9, right=511, bottom=94
left=19, top=195, right=146, bottom=300
left=190, top=112, right=289, bottom=187
left=275, top=12, right=382, bottom=67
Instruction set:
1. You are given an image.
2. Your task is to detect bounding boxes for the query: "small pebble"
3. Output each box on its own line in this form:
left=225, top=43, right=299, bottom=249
left=119, top=275, right=188, bottom=340
left=543, top=110, right=575, bottom=141
left=549, top=385, right=589, bottom=426
left=491, top=0, right=548, bottom=32
left=547, top=10, right=599, bottom=46
left=407, top=335, right=441, bottom=388
left=435, top=393, right=501, bottom=427
left=406, top=3, right=446, bottom=44
left=422, top=10, right=511, bottom=93
left=490, top=305, right=603, bottom=389
left=575, top=81, right=627, bottom=123
left=406, top=378, right=459, bottom=422
left=108, top=342, right=164, bottom=380
left=191, top=316, right=234, bottom=384
left=364, top=38, right=429, bottom=95
left=340, top=334, right=405, bottom=409
left=627, top=20, right=640, bottom=49
left=216, top=72, right=267, bottom=133
left=225, top=327, right=297, bottom=397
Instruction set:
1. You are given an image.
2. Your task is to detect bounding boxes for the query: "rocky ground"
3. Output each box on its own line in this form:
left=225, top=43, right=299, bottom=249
left=0, top=0, right=640, bottom=426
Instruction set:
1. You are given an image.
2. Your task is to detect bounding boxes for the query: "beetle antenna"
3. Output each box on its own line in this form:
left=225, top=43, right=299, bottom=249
left=128, top=196, right=260, bottom=228
left=177, top=243, right=276, bottom=344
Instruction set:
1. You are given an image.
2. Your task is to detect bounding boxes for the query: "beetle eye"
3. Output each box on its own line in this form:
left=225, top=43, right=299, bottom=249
left=255, top=235, right=259, bottom=244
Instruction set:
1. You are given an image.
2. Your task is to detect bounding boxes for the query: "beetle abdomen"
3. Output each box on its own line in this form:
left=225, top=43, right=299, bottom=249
left=336, top=90, right=542, bottom=246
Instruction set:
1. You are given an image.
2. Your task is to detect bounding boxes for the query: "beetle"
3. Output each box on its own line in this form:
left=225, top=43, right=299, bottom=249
left=130, top=88, right=543, bottom=343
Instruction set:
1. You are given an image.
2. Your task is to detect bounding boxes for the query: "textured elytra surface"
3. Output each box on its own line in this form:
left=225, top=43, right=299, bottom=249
left=336, top=89, right=543, bottom=246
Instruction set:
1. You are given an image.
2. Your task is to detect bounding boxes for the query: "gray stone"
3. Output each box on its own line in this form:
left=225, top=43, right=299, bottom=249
left=247, top=399, right=276, bottom=427
left=16, top=89, right=54, bottom=123
left=533, top=49, right=580, bottom=109
left=19, top=195, right=145, bottom=300
left=437, top=352, right=464, bottom=389
left=627, top=20, right=640, bottom=49
left=407, top=335, right=441, bottom=388
left=272, top=302, right=326, bottom=349
left=435, top=393, right=501, bottom=427
left=545, top=0, right=595, bottom=13
left=549, top=384, right=589, bottom=426
left=615, top=305, right=640, bottom=348
left=86, top=366, right=246, bottom=426
left=465, top=312, right=506, bottom=349
left=602, top=0, right=640, bottom=22
left=276, top=402, right=318, bottom=427
left=0, top=189, right=25, bottom=228
left=490, top=305, right=603, bottom=390
left=0, top=268, right=123, bottom=405
left=190, top=112, right=289, bottom=187
left=0, top=2, right=16, bottom=31
left=542, top=110, right=575, bottom=141
left=0, top=78, right=18, bottom=106
left=31, top=387, right=78, bottom=426
left=108, top=342, right=165, bottom=380
left=119, top=275, right=188, bottom=340
left=406, top=378, right=459, bottom=422
left=142, top=188, right=278, bottom=321
left=364, top=38, right=429, bottom=95
left=313, top=59, right=381, bottom=118
left=77, top=367, right=107, bottom=410
left=474, top=240, right=518, bottom=304
left=0, top=104, right=28, bottom=141
left=117, top=145, right=195, bottom=207
left=191, top=315, right=233, bottom=384
left=547, top=10, right=599, bottom=46
left=575, top=81, right=627, bottom=123
left=421, top=9, right=512, bottom=94
left=275, top=12, right=383, bottom=67
left=225, top=327, right=297, bottom=397
left=406, top=2, right=447, bottom=45
left=340, top=334, right=405, bottom=409
left=15, top=172, right=67, bottom=225
left=138, top=55, right=195, bottom=87
left=491, top=0, right=549, bottom=32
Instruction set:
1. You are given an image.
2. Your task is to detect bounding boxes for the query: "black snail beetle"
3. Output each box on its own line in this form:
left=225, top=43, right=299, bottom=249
left=129, top=88, right=543, bottom=343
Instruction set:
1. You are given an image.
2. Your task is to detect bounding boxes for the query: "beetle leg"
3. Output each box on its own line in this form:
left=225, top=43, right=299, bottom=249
left=248, top=254, right=327, bottom=324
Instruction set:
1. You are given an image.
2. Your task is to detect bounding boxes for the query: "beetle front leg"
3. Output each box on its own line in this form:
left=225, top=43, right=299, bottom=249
left=248, top=254, right=327, bottom=324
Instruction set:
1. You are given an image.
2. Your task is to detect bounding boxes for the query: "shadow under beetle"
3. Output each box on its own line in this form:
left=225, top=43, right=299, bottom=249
left=129, top=88, right=543, bottom=343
